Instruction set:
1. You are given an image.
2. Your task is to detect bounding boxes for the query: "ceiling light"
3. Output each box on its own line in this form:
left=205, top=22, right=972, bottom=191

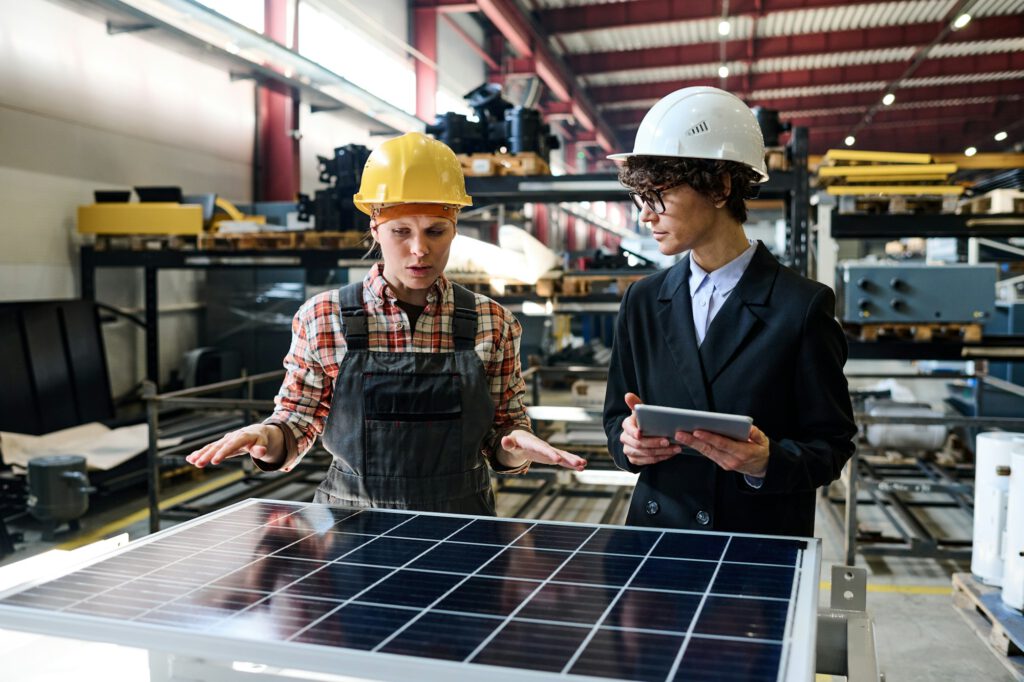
left=952, top=13, right=971, bottom=29
left=718, top=19, right=731, bottom=36
left=844, top=135, right=855, bottom=147
left=718, top=65, right=729, bottom=78
left=964, top=146, right=977, bottom=157
left=994, top=131, right=1008, bottom=141
left=225, top=42, right=240, bottom=55
left=882, top=93, right=895, bottom=106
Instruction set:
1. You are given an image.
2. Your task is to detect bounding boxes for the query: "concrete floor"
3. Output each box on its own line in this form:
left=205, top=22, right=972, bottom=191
left=1, top=465, right=1019, bottom=682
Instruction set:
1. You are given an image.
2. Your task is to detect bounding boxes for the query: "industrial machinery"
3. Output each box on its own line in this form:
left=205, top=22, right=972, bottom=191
left=425, top=83, right=560, bottom=162
left=296, top=144, right=372, bottom=233
left=836, top=262, right=997, bottom=324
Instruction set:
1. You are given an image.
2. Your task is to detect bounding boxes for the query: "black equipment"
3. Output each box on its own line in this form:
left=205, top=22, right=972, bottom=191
left=297, top=144, right=371, bottom=232
left=27, top=455, right=95, bottom=540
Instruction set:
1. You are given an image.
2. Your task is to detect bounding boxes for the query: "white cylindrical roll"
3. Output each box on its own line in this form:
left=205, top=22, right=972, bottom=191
left=1003, top=442, right=1024, bottom=611
left=972, top=432, right=1023, bottom=586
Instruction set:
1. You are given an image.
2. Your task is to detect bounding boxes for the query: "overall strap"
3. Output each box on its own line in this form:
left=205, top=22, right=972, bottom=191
left=338, top=282, right=368, bottom=351
left=451, top=283, right=479, bottom=352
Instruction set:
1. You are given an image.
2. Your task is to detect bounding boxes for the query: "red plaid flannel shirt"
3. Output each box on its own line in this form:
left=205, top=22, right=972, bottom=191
left=265, top=263, right=531, bottom=474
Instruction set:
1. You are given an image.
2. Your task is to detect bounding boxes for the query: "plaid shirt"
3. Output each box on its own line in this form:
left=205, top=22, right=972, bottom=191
left=265, top=263, right=531, bottom=474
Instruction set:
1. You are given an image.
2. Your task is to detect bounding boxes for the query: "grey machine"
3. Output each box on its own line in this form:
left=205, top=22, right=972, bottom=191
left=837, top=262, right=997, bottom=324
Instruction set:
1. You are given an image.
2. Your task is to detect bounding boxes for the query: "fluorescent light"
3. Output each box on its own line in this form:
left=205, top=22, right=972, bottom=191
left=952, top=13, right=971, bottom=29
left=965, top=146, right=977, bottom=157
left=225, top=42, right=240, bottom=54
left=844, top=135, right=856, bottom=146
left=882, top=93, right=895, bottom=106
left=994, top=131, right=1008, bottom=141
left=718, top=19, right=731, bottom=35
left=718, top=64, right=729, bottom=78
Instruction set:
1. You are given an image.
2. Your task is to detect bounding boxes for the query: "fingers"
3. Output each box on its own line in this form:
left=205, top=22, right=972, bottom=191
left=620, top=430, right=681, bottom=456
left=624, top=392, right=643, bottom=412
left=550, top=448, right=587, bottom=472
left=186, top=430, right=261, bottom=468
left=624, top=446, right=679, bottom=467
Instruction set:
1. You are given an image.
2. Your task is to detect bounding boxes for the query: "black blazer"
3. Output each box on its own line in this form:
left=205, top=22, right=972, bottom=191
left=603, top=243, right=857, bottom=537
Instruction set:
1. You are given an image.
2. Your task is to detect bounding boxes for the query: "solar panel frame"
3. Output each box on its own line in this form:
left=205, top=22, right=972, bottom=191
left=0, top=498, right=820, bottom=681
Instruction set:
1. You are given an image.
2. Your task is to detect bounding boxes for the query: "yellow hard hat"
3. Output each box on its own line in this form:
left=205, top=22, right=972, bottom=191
left=353, top=132, right=472, bottom=215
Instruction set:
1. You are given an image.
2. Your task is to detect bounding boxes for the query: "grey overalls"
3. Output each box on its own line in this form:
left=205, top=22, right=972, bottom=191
left=312, top=281, right=498, bottom=515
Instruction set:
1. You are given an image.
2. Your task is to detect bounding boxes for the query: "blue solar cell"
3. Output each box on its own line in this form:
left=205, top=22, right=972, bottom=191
left=279, top=562, right=390, bottom=601
left=478, top=546, right=571, bottom=581
left=379, top=611, right=499, bottom=660
left=675, top=636, right=783, bottom=681
left=724, top=536, right=806, bottom=565
left=331, top=510, right=410, bottom=535
left=693, top=595, right=789, bottom=641
left=433, top=576, right=537, bottom=617
left=651, top=532, right=728, bottom=561
left=551, top=551, right=642, bottom=586
left=276, top=531, right=373, bottom=561
left=515, top=582, right=618, bottom=624
left=294, top=603, right=414, bottom=650
left=513, top=523, right=594, bottom=551
left=570, top=628, right=685, bottom=681
left=447, top=518, right=533, bottom=545
left=356, top=569, right=463, bottom=608
left=340, top=537, right=435, bottom=567
left=407, top=540, right=502, bottom=573
left=582, top=527, right=660, bottom=555
left=605, top=589, right=701, bottom=633
left=383, top=514, right=471, bottom=540
left=712, top=562, right=796, bottom=599
left=631, top=557, right=717, bottom=592
left=472, top=620, right=590, bottom=672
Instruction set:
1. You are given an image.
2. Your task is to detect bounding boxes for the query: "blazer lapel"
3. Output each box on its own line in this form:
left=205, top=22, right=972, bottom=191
left=656, top=256, right=711, bottom=411
left=698, top=243, right=780, bottom=384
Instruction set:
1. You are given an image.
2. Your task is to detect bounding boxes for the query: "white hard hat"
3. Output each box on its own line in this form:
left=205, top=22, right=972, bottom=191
left=609, top=86, right=769, bottom=183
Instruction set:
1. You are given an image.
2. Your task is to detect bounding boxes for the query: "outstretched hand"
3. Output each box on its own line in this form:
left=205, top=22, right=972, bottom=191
left=500, top=430, right=587, bottom=472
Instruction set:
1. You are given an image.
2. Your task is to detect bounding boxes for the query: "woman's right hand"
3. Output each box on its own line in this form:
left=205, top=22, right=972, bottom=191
left=620, top=392, right=682, bottom=467
left=186, top=424, right=285, bottom=469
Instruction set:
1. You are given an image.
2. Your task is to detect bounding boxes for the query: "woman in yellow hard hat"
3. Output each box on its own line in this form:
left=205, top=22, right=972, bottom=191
left=187, top=132, right=585, bottom=514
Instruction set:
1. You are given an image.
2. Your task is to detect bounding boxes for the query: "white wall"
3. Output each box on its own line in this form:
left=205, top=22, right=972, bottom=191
left=0, top=0, right=254, bottom=394
left=437, top=13, right=486, bottom=98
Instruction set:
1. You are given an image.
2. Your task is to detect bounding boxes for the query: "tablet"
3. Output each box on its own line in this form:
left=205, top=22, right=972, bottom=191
left=634, top=404, right=753, bottom=442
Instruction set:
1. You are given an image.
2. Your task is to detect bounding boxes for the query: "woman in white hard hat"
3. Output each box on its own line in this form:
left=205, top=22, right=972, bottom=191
left=188, top=132, right=585, bottom=514
left=603, top=86, right=856, bottom=536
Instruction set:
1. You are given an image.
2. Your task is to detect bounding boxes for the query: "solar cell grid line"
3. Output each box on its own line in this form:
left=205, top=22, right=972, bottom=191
left=44, top=504, right=325, bottom=617
left=368, top=518, right=540, bottom=652
left=665, top=535, right=734, bottom=681
left=190, top=510, right=425, bottom=633
left=286, top=515, right=537, bottom=643
left=559, top=530, right=667, bottom=674
left=462, top=524, right=603, bottom=664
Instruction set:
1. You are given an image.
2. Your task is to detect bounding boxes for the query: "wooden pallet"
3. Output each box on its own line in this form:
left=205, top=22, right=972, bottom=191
left=301, top=230, right=368, bottom=249
left=559, top=274, right=647, bottom=297
left=458, top=151, right=550, bottom=177
left=951, top=573, right=1024, bottom=681
left=845, top=322, right=983, bottom=343
left=198, top=231, right=301, bottom=250
left=94, top=234, right=197, bottom=251
left=959, top=189, right=1024, bottom=215
left=837, top=193, right=959, bottom=215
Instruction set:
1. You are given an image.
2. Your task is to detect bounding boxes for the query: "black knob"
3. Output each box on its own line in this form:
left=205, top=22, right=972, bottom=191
left=890, top=298, right=904, bottom=310
left=858, top=298, right=871, bottom=310
left=890, top=277, right=904, bottom=290
left=857, top=278, right=871, bottom=290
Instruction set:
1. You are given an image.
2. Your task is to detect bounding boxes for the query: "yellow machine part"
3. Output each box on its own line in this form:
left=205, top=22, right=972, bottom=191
left=818, top=163, right=958, bottom=178
left=822, top=149, right=933, bottom=165
left=826, top=185, right=965, bottom=196
left=77, top=204, right=203, bottom=235
left=211, top=196, right=266, bottom=229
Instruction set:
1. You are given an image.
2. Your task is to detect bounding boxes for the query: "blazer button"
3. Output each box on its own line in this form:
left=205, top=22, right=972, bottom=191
left=645, top=500, right=660, bottom=516
left=695, top=510, right=710, bottom=526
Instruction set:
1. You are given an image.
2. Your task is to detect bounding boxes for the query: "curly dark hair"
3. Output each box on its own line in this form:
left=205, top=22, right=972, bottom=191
left=619, top=157, right=761, bottom=224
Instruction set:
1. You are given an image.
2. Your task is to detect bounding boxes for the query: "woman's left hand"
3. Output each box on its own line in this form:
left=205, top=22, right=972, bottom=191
left=499, top=430, right=587, bottom=471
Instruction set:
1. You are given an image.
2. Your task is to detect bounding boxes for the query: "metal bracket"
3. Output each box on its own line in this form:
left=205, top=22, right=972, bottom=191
left=229, top=71, right=259, bottom=82
left=831, top=564, right=868, bottom=612
left=106, top=20, right=155, bottom=35
left=310, top=104, right=345, bottom=114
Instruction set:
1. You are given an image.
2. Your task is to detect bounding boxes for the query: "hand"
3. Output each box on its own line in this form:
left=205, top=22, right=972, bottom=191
left=499, top=430, right=587, bottom=472
left=186, top=424, right=284, bottom=469
left=620, top=392, right=682, bottom=467
left=675, top=425, right=770, bottom=477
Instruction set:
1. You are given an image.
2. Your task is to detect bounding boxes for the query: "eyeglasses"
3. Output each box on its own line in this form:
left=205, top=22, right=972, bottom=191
left=627, top=184, right=678, bottom=215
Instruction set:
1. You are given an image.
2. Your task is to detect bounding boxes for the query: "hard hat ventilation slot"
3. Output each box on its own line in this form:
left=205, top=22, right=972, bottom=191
left=687, top=121, right=709, bottom=136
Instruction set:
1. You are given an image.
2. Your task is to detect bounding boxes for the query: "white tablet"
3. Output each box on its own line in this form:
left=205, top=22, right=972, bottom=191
left=634, top=404, right=753, bottom=442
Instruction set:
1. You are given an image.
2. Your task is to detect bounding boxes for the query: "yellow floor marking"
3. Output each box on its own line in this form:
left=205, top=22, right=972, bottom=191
left=820, top=581, right=951, bottom=595
left=56, top=470, right=245, bottom=550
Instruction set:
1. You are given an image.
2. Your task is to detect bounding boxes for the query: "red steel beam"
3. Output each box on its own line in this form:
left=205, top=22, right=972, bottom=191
left=475, top=0, right=620, bottom=152
left=257, top=0, right=299, bottom=202
left=439, top=13, right=499, bottom=70
left=413, top=7, right=439, bottom=122
left=567, top=15, right=1024, bottom=76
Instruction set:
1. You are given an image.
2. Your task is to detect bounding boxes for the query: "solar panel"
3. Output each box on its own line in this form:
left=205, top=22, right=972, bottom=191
left=0, top=499, right=820, bottom=681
